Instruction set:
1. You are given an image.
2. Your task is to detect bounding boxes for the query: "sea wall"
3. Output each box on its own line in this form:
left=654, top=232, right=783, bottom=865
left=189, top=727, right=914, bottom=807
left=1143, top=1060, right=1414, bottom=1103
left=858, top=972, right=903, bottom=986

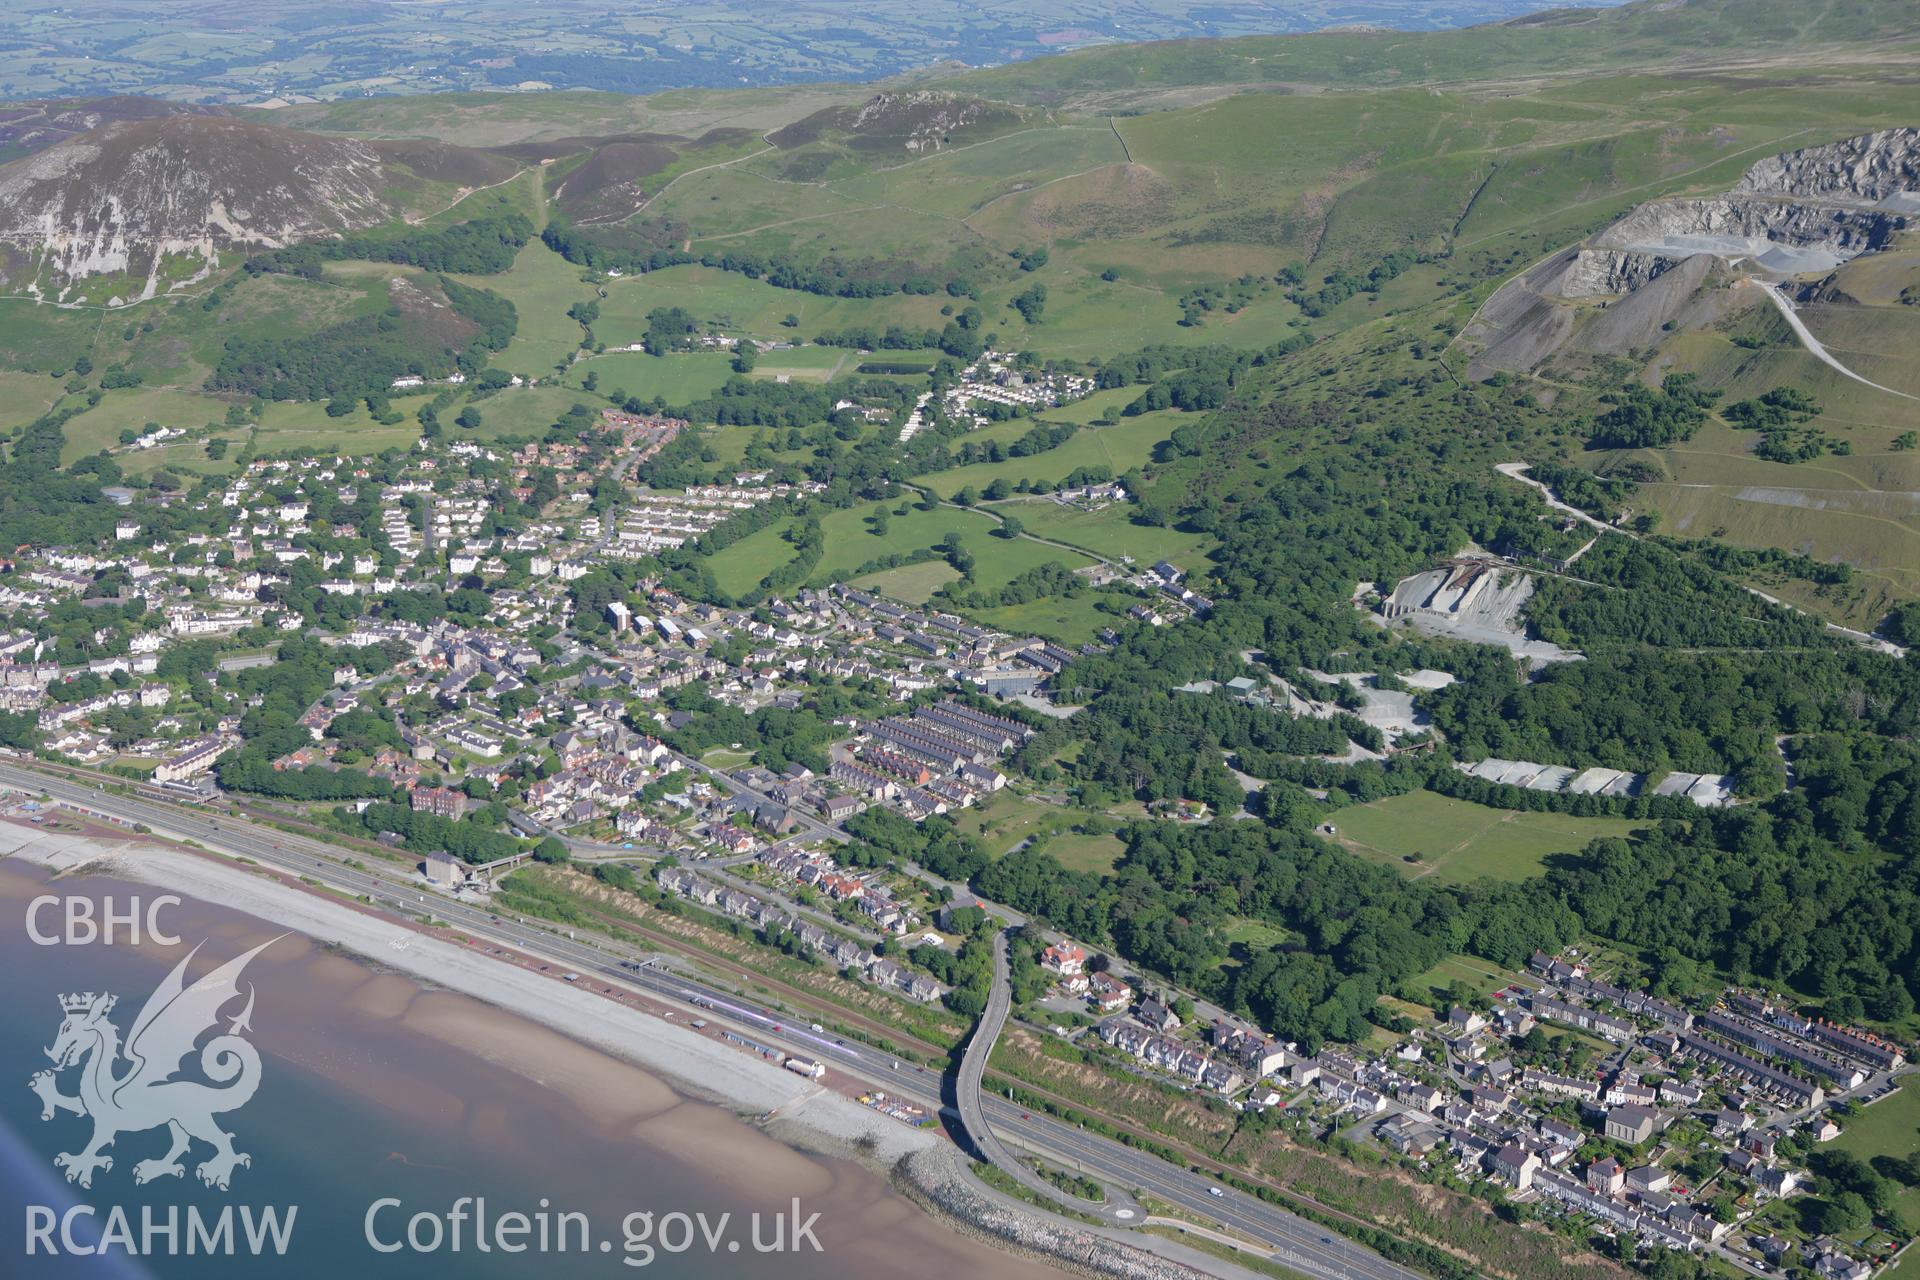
left=895, top=1145, right=1210, bottom=1280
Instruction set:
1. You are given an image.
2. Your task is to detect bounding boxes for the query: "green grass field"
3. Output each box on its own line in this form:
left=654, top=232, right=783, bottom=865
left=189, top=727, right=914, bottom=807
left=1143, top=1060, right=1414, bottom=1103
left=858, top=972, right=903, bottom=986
left=0, top=297, right=102, bottom=372
left=1039, top=827, right=1128, bottom=875
left=1829, top=1084, right=1920, bottom=1232
left=0, top=371, right=67, bottom=443
left=704, top=516, right=801, bottom=598
left=1408, top=954, right=1519, bottom=1003
left=117, top=437, right=240, bottom=478
left=1220, top=918, right=1291, bottom=951
left=946, top=790, right=1121, bottom=870
left=1611, top=416, right=1920, bottom=628
left=579, top=351, right=736, bottom=405
left=988, top=497, right=1216, bottom=570
left=924, top=411, right=1191, bottom=499
left=592, top=264, right=955, bottom=349
left=449, top=384, right=600, bottom=440
left=813, top=501, right=1001, bottom=582
left=446, top=239, right=599, bottom=380
left=57, top=387, right=226, bottom=463
left=749, top=346, right=854, bottom=382
left=699, top=493, right=1101, bottom=612
left=849, top=560, right=962, bottom=603
left=965, top=592, right=1116, bottom=646
left=816, top=498, right=1095, bottom=586
left=1328, top=790, right=1646, bottom=884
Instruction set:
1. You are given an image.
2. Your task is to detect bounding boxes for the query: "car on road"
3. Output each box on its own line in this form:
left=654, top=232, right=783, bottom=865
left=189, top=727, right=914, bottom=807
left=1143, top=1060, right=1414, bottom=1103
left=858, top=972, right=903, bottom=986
left=1208, top=1187, right=1224, bottom=1197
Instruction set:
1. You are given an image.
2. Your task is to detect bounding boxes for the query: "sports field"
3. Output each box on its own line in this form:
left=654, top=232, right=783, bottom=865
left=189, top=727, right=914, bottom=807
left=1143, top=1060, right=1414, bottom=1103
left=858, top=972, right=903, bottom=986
left=849, top=560, right=962, bottom=604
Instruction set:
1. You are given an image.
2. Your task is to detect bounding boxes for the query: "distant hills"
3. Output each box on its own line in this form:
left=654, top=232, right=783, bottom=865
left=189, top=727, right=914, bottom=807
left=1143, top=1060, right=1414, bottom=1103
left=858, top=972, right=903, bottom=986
left=0, top=96, right=226, bottom=164
left=942, top=0, right=1920, bottom=103
left=0, top=115, right=517, bottom=303
left=2, top=0, right=1918, bottom=312
left=0, top=0, right=1647, bottom=105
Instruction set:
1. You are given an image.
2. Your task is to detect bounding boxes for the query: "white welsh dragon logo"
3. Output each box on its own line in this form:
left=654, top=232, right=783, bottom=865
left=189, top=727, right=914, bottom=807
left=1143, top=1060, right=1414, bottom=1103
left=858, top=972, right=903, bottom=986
left=28, top=937, right=279, bottom=1191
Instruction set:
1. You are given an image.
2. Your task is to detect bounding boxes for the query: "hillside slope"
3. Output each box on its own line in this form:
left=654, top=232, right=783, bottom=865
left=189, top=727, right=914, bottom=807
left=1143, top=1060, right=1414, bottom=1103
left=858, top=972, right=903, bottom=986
left=0, top=115, right=518, bottom=304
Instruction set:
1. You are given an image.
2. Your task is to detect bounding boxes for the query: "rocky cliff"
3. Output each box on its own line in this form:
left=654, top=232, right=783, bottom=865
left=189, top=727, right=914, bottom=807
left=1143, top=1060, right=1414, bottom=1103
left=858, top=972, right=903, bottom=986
left=1733, top=127, right=1920, bottom=205
left=1460, top=126, right=1919, bottom=375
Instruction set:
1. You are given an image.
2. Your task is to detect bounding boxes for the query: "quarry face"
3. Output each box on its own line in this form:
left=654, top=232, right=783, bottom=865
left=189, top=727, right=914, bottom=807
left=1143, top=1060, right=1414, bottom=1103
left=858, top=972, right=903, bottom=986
left=1461, top=127, right=1920, bottom=376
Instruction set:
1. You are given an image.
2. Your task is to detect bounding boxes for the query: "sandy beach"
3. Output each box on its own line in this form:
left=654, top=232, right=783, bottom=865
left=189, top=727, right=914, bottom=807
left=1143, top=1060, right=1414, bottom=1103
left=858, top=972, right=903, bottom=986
left=1, top=822, right=1098, bottom=1280
left=3, top=823, right=939, bottom=1171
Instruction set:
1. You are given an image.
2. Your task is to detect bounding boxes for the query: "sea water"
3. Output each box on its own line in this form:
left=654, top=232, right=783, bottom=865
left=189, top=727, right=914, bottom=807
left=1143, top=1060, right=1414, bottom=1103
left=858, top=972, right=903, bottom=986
left=0, top=860, right=1058, bottom=1280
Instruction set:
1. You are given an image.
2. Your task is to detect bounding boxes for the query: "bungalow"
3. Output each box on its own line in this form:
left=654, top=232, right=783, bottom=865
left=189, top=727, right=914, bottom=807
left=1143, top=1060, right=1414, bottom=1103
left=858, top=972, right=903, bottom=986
left=1625, top=1165, right=1671, bottom=1195
left=1380, top=1114, right=1440, bottom=1157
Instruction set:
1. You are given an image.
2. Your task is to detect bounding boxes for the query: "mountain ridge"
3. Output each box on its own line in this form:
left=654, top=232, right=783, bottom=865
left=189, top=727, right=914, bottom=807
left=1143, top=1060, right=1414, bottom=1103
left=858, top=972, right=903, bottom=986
left=0, top=114, right=518, bottom=303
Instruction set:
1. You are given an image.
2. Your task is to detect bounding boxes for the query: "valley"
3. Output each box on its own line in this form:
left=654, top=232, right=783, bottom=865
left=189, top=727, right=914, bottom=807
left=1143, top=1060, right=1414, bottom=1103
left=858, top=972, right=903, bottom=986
left=3, top=4, right=1920, bottom=1280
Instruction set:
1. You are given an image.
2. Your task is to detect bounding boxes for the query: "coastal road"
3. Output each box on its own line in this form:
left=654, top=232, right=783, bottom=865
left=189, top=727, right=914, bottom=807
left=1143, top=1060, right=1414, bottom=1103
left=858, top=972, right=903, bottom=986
left=0, top=760, right=1418, bottom=1280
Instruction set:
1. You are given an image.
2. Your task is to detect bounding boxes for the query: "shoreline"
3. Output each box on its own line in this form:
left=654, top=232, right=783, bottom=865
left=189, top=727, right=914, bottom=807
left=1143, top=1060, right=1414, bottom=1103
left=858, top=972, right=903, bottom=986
left=5, top=826, right=1225, bottom=1280
left=11, top=827, right=930, bottom=1165
left=893, top=1146, right=1231, bottom=1280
